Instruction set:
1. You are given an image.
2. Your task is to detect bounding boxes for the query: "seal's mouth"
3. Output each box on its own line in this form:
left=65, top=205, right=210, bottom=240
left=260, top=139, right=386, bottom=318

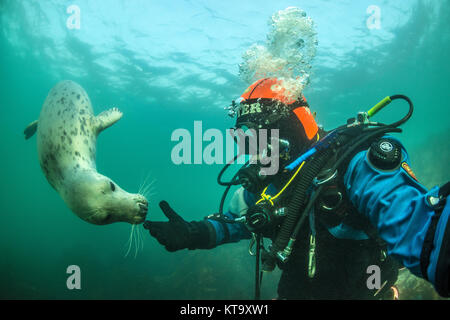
left=132, top=198, right=148, bottom=224
left=138, top=200, right=148, bottom=216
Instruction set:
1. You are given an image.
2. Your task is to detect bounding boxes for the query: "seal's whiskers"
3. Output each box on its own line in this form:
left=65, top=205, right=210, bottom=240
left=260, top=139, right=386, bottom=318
left=138, top=171, right=153, bottom=195
left=124, top=224, right=135, bottom=258
left=134, top=225, right=139, bottom=258
left=124, top=223, right=145, bottom=258
left=141, top=179, right=156, bottom=199
left=135, top=224, right=144, bottom=257
left=138, top=224, right=144, bottom=251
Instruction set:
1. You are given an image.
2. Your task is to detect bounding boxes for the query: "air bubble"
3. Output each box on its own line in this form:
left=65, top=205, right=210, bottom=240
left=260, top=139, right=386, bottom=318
left=239, top=7, right=318, bottom=102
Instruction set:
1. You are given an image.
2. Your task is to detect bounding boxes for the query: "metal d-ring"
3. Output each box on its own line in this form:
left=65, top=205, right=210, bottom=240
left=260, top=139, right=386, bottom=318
left=313, top=170, right=338, bottom=186
left=249, top=234, right=256, bottom=256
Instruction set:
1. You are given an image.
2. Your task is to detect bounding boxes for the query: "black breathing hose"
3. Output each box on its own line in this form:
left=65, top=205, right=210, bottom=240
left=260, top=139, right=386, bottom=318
left=217, top=154, right=242, bottom=186
left=387, top=95, right=414, bottom=128
left=280, top=126, right=402, bottom=256
left=217, top=155, right=249, bottom=215
left=269, top=143, right=338, bottom=254
left=271, top=94, right=414, bottom=260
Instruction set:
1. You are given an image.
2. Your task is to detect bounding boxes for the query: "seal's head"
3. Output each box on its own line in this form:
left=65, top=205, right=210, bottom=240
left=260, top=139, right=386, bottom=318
left=64, top=170, right=148, bottom=225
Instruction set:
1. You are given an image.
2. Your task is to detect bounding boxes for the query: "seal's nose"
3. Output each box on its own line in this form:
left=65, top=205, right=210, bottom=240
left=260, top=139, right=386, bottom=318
left=137, top=198, right=148, bottom=218
left=139, top=202, right=148, bottom=213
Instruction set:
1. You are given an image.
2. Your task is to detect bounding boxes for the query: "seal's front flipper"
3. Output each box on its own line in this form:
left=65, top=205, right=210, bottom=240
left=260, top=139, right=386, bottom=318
left=95, top=107, right=123, bottom=135
left=24, top=120, right=38, bottom=140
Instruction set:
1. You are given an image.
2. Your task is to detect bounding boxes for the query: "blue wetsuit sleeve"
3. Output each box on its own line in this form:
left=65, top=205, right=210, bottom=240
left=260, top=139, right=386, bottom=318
left=206, top=188, right=252, bottom=246
left=344, top=144, right=450, bottom=296
left=207, top=211, right=252, bottom=245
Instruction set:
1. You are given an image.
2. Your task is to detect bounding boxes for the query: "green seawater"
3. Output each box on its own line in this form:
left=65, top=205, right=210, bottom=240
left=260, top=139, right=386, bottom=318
left=0, top=0, right=449, bottom=299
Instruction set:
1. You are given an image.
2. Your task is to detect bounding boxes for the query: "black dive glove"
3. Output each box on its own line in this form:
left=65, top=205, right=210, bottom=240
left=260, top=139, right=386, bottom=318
left=143, top=201, right=215, bottom=252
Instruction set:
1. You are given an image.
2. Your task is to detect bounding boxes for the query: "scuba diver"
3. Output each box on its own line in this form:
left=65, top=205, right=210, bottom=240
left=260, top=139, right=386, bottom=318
left=144, top=77, right=450, bottom=300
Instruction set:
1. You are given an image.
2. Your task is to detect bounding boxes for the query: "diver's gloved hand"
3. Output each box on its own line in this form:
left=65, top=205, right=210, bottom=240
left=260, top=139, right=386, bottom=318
left=143, top=201, right=214, bottom=252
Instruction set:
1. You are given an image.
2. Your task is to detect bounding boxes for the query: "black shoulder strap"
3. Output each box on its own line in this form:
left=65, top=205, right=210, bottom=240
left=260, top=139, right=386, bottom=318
left=419, top=182, right=450, bottom=280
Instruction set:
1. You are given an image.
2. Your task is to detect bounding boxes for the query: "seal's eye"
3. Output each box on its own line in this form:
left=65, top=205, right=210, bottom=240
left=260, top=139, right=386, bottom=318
left=110, top=182, right=116, bottom=192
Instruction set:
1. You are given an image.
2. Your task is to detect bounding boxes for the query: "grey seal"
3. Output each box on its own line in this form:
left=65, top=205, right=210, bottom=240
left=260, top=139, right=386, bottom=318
left=24, top=80, right=148, bottom=225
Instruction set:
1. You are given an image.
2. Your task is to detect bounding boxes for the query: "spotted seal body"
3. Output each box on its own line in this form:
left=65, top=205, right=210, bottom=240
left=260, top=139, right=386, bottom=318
left=25, top=80, right=148, bottom=225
